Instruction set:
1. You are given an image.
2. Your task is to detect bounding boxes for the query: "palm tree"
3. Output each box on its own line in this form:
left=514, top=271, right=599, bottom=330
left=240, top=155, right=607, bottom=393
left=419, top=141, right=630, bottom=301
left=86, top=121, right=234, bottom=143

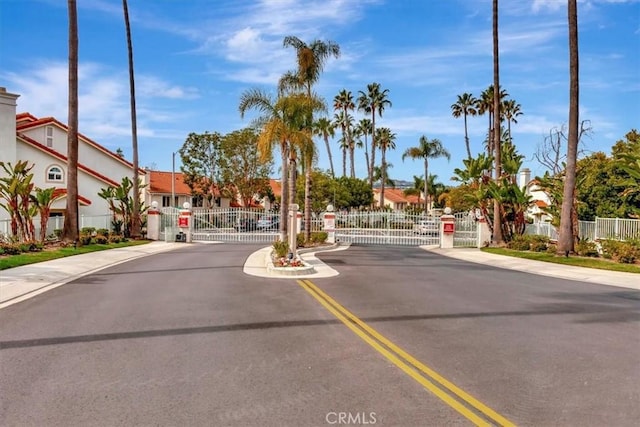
left=372, top=164, right=396, bottom=191
left=333, top=89, right=356, bottom=177
left=558, top=0, right=579, bottom=255
left=312, top=117, right=335, bottom=178
left=239, top=90, right=314, bottom=241
left=375, top=127, right=396, bottom=208
left=357, top=83, right=392, bottom=187
left=62, top=0, right=79, bottom=243
left=31, top=187, right=63, bottom=242
left=492, top=0, right=504, bottom=245
left=333, top=110, right=353, bottom=178
left=355, top=118, right=372, bottom=178
left=122, top=0, right=141, bottom=238
left=401, top=135, right=451, bottom=214
left=451, top=93, right=478, bottom=160
left=403, top=175, right=425, bottom=209
left=299, top=133, right=317, bottom=242
left=501, top=99, right=522, bottom=141
left=476, top=85, right=508, bottom=157
left=425, top=174, right=446, bottom=210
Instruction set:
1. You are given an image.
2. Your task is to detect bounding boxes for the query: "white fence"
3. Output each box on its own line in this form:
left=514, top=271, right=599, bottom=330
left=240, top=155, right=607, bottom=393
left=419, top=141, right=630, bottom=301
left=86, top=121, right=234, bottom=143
left=526, top=217, right=640, bottom=242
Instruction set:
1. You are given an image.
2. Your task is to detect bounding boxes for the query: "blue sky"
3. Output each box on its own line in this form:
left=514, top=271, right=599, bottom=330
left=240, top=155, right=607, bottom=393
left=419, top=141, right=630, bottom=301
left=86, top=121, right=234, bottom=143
left=2, top=0, right=639, bottom=185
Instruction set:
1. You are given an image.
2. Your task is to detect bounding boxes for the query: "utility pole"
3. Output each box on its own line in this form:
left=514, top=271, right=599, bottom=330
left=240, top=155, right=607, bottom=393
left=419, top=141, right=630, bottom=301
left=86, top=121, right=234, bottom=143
left=172, top=152, right=176, bottom=208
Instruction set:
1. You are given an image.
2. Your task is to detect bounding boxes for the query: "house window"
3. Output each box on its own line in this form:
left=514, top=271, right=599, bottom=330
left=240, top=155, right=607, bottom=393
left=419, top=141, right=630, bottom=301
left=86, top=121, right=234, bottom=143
left=46, top=166, right=63, bottom=182
left=46, top=126, right=54, bottom=147
left=192, top=195, right=204, bottom=207
left=162, top=196, right=171, bottom=207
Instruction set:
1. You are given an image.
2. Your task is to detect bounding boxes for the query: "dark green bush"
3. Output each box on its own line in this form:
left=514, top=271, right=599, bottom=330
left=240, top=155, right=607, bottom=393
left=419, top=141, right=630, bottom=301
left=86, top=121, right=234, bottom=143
left=311, top=232, right=328, bottom=244
left=108, top=235, right=121, bottom=244
left=54, top=229, right=62, bottom=238
left=79, top=235, right=92, bottom=246
left=94, top=235, right=109, bottom=244
left=575, top=238, right=599, bottom=257
left=600, top=239, right=640, bottom=264
left=296, top=233, right=305, bottom=248
left=508, top=235, right=530, bottom=251
left=81, top=227, right=96, bottom=235
left=96, top=228, right=109, bottom=236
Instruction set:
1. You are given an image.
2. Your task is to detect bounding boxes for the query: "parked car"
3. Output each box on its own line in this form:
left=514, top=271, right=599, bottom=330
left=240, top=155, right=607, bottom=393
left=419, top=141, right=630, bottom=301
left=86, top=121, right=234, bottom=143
left=257, top=215, right=280, bottom=230
left=234, top=217, right=257, bottom=232
left=413, top=219, right=439, bottom=235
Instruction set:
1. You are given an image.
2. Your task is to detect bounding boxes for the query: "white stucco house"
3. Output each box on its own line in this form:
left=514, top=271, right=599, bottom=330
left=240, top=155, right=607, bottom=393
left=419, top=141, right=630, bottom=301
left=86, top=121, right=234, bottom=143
left=519, top=168, right=553, bottom=224
left=0, top=87, right=144, bottom=222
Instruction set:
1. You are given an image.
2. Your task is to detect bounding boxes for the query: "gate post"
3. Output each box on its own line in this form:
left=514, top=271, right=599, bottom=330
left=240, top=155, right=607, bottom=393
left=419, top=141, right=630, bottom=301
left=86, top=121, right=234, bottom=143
left=440, top=208, right=455, bottom=249
left=177, top=202, right=193, bottom=243
left=147, top=201, right=161, bottom=240
left=323, top=204, right=336, bottom=244
left=476, top=216, right=491, bottom=248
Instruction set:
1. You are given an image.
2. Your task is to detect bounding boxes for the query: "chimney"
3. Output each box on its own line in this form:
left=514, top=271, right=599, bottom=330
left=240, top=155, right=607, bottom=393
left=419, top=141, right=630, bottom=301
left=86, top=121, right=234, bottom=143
left=519, top=168, right=531, bottom=189
left=0, top=87, right=20, bottom=166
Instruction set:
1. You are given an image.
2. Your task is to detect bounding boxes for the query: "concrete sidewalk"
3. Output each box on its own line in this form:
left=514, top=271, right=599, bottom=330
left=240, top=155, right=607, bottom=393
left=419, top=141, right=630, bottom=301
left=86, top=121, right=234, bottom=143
left=0, top=242, right=187, bottom=308
left=426, top=247, right=639, bottom=290
left=1, top=242, right=638, bottom=309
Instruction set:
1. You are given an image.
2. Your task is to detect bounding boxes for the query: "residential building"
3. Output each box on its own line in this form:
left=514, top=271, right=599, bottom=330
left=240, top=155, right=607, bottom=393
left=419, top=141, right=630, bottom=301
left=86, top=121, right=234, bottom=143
left=0, top=87, right=144, bottom=220
left=144, top=170, right=232, bottom=210
left=519, top=168, right=553, bottom=223
left=373, top=188, right=423, bottom=211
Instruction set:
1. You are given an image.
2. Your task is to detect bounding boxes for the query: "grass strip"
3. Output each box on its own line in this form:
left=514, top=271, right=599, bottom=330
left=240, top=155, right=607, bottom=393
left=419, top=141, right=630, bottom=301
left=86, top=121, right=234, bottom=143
left=0, top=240, right=151, bottom=270
left=481, top=247, right=640, bottom=274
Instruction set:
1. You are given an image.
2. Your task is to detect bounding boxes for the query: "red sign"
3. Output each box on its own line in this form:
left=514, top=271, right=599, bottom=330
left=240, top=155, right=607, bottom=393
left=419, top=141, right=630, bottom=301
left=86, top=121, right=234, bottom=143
left=178, top=216, right=189, bottom=227
left=443, top=222, right=455, bottom=233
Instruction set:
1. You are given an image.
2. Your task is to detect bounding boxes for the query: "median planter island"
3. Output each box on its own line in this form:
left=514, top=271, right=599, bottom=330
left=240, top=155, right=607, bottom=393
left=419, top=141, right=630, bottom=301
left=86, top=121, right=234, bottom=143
left=266, top=251, right=316, bottom=276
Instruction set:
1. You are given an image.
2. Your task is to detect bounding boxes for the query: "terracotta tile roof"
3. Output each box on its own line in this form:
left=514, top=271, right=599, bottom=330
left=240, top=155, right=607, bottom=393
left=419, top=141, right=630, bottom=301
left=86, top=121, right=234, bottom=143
left=374, top=188, right=409, bottom=203
left=17, top=133, right=120, bottom=187
left=148, top=171, right=192, bottom=195
left=535, top=200, right=548, bottom=208
left=404, top=193, right=421, bottom=204
left=16, top=114, right=145, bottom=173
left=52, top=188, right=92, bottom=206
left=269, top=179, right=282, bottom=198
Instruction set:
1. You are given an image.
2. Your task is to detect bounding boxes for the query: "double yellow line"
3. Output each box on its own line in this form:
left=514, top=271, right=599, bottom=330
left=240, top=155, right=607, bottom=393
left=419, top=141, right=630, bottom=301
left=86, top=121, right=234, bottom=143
left=297, top=279, right=515, bottom=427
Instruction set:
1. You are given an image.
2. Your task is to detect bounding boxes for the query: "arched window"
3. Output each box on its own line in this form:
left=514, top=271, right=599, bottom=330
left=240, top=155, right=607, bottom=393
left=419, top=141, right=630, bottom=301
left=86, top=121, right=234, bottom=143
left=47, top=165, right=64, bottom=182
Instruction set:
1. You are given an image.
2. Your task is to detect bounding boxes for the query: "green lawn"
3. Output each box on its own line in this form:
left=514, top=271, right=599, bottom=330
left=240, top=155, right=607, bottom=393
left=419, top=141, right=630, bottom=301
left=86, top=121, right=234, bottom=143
left=0, top=240, right=152, bottom=270
left=481, top=247, right=640, bottom=274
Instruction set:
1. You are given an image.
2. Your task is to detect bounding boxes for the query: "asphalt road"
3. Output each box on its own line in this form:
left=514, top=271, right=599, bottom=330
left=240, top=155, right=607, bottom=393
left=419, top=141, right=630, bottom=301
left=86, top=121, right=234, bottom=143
left=1, top=243, right=639, bottom=426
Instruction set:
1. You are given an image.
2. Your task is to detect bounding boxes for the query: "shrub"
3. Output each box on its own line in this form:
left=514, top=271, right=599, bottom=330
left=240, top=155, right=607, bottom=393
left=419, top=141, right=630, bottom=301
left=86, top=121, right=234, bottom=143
left=600, top=239, right=640, bottom=264
left=546, top=243, right=558, bottom=254
left=96, top=228, right=109, bottom=236
left=575, top=237, right=599, bottom=257
left=81, top=227, right=96, bottom=235
left=508, top=235, right=530, bottom=251
left=0, top=243, right=21, bottom=255
left=54, top=229, right=63, bottom=238
left=311, top=232, right=328, bottom=244
left=94, top=235, right=109, bottom=244
left=296, top=233, right=305, bottom=248
left=108, top=235, right=121, bottom=244
left=272, top=239, right=289, bottom=258
left=79, top=235, right=92, bottom=246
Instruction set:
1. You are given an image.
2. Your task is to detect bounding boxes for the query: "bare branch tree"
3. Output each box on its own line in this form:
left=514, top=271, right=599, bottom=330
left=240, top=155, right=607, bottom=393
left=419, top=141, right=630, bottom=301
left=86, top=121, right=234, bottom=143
left=534, top=120, right=592, bottom=174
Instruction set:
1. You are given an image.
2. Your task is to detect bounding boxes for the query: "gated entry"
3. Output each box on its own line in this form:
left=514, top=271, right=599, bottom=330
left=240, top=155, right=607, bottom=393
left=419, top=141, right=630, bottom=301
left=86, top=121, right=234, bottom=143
left=158, top=208, right=483, bottom=247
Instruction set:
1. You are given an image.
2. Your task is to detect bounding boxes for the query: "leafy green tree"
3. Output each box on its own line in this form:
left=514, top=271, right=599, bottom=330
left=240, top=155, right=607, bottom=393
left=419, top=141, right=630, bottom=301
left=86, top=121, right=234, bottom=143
left=179, top=132, right=223, bottom=208
left=614, top=129, right=640, bottom=215
left=357, top=83, right=392, bottom=187
left=402, top=135, right=450, bottom=214
left=98, top=176, right=146, bottom=237
left=451, top=93, right=478, bottom=159
left=219, top=128, right=273, bottom=207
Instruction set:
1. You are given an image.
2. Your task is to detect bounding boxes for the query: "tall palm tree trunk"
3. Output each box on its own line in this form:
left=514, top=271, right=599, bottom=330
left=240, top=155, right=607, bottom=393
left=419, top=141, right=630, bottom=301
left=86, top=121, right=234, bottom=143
left=62, top=0, right=79, bottom=242
left=492, top=0, right=504, bottom=245
left=369, top=115, right=376, bottom=188
left=379, top=149, right=386, bottom=208
left=349, top=134, right=355, bottom=178
left=123, top=0, right=140, bottom=238
left=279, top=148, right=289, bottom=242
left=324, top=134, right=335, bottom=178
left=463, top=111, right=471, bottom=159
left=558, top=0, right=579, bottom=255
left=423, top=158, right=429, bottom=214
